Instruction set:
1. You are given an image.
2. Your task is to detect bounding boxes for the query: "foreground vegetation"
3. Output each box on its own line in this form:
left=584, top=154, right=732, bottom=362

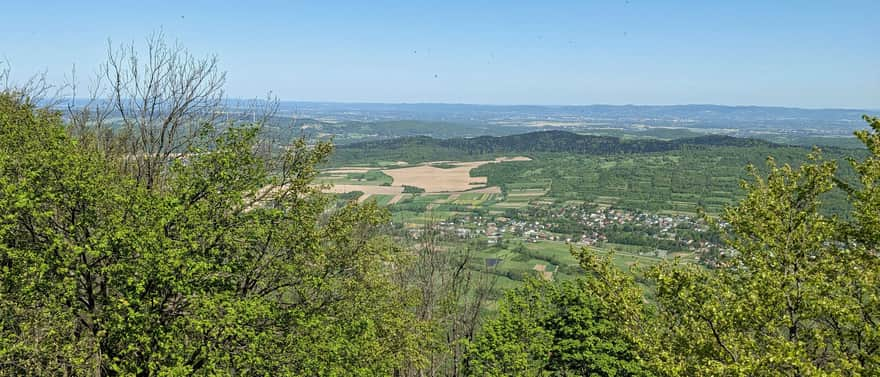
left=0, top=93, right=431, bottom=374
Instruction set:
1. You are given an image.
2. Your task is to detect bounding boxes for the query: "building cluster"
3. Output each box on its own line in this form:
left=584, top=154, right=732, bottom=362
left=409, top=204, right=728, bottom=266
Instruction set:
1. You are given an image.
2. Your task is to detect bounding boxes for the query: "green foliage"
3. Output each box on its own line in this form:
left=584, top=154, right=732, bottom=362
left=336, top=190, right=365, bottom=201
left=431, top=163, right=458, bottom=169
left=840, top=115, right=880, bottom=245
left=335, top=131, right=780, bottom=164
left=0, top=93, right=425, bottom=375
left=644, top=154, right=859, bottom=375
left=346, top=170, right=393, bottom=185
left=402, top=185, right=425, bottom=194
left=466, top=273, right=651, bottom=376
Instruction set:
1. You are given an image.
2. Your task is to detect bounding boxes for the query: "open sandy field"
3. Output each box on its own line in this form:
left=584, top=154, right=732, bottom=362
left=319, top=157, right=530, bottom=197
left=493, top=156, right=532, bottom=162
left=380, top=157, right=531, bottom=193
left=383, top=165, right=485, bottom=192
left=324, top=184, right=404, bottom=195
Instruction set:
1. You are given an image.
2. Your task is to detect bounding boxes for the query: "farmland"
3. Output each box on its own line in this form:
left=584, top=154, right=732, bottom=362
left=315, top=130, right=867, bottom=297
left=317, top=157, right=529, bottom=206
left=328, top=131, right=864, bottom=215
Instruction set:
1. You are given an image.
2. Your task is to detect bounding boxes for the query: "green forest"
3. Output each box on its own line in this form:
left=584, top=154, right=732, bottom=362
left=328, top=130, right=785, bottom=166
left=1, top=38, right=879, bottom=376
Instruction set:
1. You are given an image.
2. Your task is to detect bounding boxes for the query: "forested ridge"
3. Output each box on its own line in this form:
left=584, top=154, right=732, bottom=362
left=2, top=37, right=880, bottom=376
left=330, top=130, right=782, bottom=165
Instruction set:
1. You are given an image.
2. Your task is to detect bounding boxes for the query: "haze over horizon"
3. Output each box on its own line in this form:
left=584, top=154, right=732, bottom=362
left=265, top=100, right=878, bottom=112
left=2, top=0, right=878, bottom=109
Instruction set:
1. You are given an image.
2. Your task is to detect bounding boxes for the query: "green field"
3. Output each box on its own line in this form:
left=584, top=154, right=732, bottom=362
left=472, top=148, right=860, bottom=215
left=467, top=239, right=667, bottom=300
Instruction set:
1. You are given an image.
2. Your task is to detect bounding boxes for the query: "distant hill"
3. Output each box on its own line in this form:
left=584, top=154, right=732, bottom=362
left=274, top=101, right=873, bottom=125
left=329, top=130, right=783, bottom=165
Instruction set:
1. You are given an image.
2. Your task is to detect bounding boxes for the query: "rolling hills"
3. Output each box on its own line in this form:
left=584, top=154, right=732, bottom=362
left=329, top=130, right=783, bottom=165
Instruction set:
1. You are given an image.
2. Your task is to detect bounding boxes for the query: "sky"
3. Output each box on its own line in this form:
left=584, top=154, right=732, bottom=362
left=1, top=0, right=878, bottom=109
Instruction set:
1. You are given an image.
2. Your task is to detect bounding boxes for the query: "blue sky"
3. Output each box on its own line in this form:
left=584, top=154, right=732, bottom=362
left=2, top=0, right=878, bottom=108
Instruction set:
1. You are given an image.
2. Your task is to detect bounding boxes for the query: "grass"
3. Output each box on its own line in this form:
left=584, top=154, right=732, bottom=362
left=467, top=239, right=667, bottom=294
left=345, top=170, right=393, bottom=185
left=369, top=194, right=395, bottom=206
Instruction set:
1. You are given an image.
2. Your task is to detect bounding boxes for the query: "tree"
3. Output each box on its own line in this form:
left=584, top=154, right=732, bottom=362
left=643, top=153, right=854, bottom=375
left=831, top=114, right=880, bottom=370
left=465, top=270, right=651, bottom=377
left=0, top=90, right=423, bottom=375
left=396, top=220, right=495, bottom=377
left=62, top=32, right=246, bottom=191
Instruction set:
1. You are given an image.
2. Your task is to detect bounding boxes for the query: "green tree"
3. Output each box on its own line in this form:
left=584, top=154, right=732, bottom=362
left=0, top=93, right=425, bottom=375
left=831, top=114, right=880, bottom=370
left=644, top=154, right=850, bottom=375
left=465, top=274, right=651, bottom=376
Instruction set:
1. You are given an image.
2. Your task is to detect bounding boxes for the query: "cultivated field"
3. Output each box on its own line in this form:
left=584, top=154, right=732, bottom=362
left=324, top=184, right=403, bottom=202
left=322, top=156, right=530, bottom=194
left=382, top=164, right=485, bottom=192
left=381, top=157, right=530, bottom=193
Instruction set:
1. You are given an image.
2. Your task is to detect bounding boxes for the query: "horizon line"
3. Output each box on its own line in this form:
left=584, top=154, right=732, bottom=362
left=259, top=99, right=880, bottom=112
left=59, top=97, right=879, bottom=112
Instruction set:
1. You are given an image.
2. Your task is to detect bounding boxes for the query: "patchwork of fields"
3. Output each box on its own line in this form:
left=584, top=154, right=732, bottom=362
left=318, top=149, right=766, bottom=225
left=317, top=153, right=701, bottom=290
left=317, top=144, right=858, bottom=293
left=317, top=157, right=530, bottom=209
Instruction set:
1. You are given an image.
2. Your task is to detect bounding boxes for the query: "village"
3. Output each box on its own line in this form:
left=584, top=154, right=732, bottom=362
left=402, top=204, right=729, bottom=267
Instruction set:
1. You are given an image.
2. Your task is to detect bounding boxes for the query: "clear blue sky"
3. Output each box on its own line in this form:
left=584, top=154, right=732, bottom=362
left=2, top=0, right=878, bottom=108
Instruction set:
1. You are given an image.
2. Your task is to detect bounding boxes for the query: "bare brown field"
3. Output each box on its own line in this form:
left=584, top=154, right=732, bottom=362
left=381, top=157, right=530, bottom=193
left=325, top=184, right=404, bottom=195
left=320, top=157, right=529, bottom=199
left=493, top=156, right=532, bottom=162
left=383, top=165, right=483, bottom=192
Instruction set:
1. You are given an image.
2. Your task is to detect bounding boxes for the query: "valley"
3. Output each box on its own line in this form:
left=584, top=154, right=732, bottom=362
left=314, top=129, right=862, bottom=295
